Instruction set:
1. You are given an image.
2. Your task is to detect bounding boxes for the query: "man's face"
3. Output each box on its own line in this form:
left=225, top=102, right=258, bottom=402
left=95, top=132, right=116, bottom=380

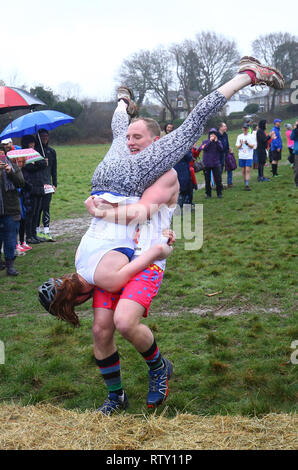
left=219, top=123, right=227, bottom=133
left=166, top=124, right=174, bottom=134
left=243, top=128, right=248, bottom=135
left=3, top=142, right=13, bottom=152
left=39, top=133, right=49, bottom=145
left=126, top=121, right=158, bottom=154
left=275, top=122, right=280, bottom=128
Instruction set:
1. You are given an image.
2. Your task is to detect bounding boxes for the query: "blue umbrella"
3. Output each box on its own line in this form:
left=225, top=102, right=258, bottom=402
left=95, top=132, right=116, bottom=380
left=0, top=109, right=74, bottom=140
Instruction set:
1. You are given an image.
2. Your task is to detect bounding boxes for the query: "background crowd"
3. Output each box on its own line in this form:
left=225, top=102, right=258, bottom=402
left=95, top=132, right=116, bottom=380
left=0, top=131, right=57, bottom=276
left=171, top=118, right=298, bottom=205
left=1, top=117, right=297, bottom=277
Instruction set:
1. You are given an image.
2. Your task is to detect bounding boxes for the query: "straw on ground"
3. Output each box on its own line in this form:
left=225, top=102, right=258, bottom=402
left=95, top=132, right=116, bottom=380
left=0, top=404, right=297, bottom=450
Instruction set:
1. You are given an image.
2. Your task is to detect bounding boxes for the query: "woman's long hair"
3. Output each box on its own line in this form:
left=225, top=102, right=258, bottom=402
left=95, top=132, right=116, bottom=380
left=50, top=273, right=84, bottom=327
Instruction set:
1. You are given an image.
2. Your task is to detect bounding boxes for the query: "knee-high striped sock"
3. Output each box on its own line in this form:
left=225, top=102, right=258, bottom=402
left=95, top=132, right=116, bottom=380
left=95, top=351, right=123, bottom=395
left=141, top=339, right=163, bottom=371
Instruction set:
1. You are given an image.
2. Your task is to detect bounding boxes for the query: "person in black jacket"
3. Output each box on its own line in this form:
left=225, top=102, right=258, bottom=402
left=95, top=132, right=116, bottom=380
left=256, top=120, right=271, bottom=182
left=35, top=129, right=57, bottom=242
left=174, top=150, right=193, bottom=207
left=21, top=135, right=47, bottom=244
left=0, top=145, right=25, bottom=275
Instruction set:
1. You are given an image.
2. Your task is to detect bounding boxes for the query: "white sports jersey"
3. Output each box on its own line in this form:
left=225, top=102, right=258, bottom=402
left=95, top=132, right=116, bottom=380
left=133, top=204, right=176, bottom=271
left=75, top=195, right=139, bottom=284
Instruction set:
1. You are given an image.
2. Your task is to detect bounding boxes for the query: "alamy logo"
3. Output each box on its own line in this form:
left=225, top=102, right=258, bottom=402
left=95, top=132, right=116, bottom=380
left=0, top=340, right=4, bottom=365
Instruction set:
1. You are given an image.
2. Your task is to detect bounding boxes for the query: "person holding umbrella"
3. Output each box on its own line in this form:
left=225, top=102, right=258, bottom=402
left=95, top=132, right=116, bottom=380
left=35, top=129, right=57, bottom=242
left=0, top=144, right=25, bottom=275
left=21, top=135, right=47, bottom=245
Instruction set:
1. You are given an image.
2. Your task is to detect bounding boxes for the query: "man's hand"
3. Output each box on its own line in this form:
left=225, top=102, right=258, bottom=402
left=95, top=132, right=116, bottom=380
left=84, top=196, right=118, bottom=218
left=162, top=228, right=176, bottom=246
left=0, top=163, right=12, bottom=173
left=84, top=196, right=99, bottom=217
left=154, top=243, right=174, bottom=260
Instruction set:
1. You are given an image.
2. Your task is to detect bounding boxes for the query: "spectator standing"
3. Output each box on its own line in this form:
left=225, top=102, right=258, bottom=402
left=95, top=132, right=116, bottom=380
left=285, top=124, right=294, bottom=166
left=0, top=144, right=25, bottom=275
left=252, top=123, right=258, bottom=169
left=290, top=121, right=298, bottom=187
left=174, top=150, right=194, bottom=207
left=161, top=123, right=174, bottom=137
left=218, top=122, right=232, bottom=186
left=256, top=120, right=271, bottom=182
left=21, top=135, right=47, bottom=245
left=199, top=129, right=223, bottom=198
left=236, top=124, right=255, bottom=190
left=270, top=119, right=283, bottom=177
left=35, top=129, right=57, bottom=242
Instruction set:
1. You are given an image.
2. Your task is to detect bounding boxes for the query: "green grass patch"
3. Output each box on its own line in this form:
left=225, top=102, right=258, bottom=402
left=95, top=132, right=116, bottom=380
left=0, top=138, right=297, bottom=416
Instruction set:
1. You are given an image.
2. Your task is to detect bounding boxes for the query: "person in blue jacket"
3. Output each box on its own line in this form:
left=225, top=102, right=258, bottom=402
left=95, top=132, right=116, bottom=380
left=290, top=120, right=298, bottom=187
left=270, top=118, right=283, bottom=176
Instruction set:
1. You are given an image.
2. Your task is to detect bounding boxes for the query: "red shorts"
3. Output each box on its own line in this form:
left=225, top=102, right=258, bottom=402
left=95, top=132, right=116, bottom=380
left=92, top=264, right=164, bottom=317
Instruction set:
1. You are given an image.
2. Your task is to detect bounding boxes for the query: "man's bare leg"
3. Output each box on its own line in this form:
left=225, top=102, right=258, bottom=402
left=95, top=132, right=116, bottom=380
left=114, top=299, right=173, bottom=408
left=93, top=307, right=129, bottom=414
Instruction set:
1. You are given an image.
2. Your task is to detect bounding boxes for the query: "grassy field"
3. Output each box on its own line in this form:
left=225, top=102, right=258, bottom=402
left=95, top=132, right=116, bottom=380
left=0, top=121, right=297, bottom=418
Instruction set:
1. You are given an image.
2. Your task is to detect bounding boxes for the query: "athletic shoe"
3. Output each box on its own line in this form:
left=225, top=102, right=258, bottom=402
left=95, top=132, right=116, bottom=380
left=147, top=358, right=173, bottom=409
left=97, top=392, right=129, bottom=416
left=238, top=56, right=285, bottom=90
left=117, top=86, right=134, bottom=101
left=244, top=186, right=252, bottom=191
left=15, top=245, right=26, bottom=256
left=40, top=232, right=55, bottom=242
left=16, top=243, right=27, bottom=253
left=22, top=242, right=32, bottom=251
left=26, top=237, right=40, bottom=245
left=239, top=56, right=261, bottom=66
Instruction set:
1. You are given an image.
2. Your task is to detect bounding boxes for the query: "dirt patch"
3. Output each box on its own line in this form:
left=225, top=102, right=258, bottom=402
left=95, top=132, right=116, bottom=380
left=0, top=404, right=296, bottom=450
left=50, top=215, right=91, bottom=240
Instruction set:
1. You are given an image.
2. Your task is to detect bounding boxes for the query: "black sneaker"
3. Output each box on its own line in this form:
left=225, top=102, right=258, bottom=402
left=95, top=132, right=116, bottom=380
left=26, top=238, right=40, bottom=245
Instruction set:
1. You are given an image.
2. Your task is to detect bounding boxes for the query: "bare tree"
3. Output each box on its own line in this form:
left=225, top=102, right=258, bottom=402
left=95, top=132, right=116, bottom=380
left=118, top=50, right=151, bottom=107
left=170, top=40, right=200, bottom=114
left=252, top=32, right=298, bottom=111
left=118, top=47, right=177, bottom=120
left=194, top=32, right=240, bottom=97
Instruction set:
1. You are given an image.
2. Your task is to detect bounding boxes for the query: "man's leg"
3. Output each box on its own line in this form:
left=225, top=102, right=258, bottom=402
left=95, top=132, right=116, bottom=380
left=114, top=298, right=172, bottom=408
left=204, top=168, right=212, bottom=197
left=213, top=166, right=223, bottom=197
left=92, top=304, right=129, bottom=415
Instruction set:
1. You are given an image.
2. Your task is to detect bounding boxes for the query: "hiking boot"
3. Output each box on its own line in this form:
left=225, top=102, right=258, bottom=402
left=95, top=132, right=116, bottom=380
left=6, top=259, right=19, bottom=276
left=239, top=56, right=261, bottom=66
left=97, top=392, right=129, bottom=416
left=147, top=358, right=173, bottom=409
left=127, top=100, right=138, bottom=118
left=238, top=56, right=285, bottom=90
left=117, top=86, right=134, bottom=101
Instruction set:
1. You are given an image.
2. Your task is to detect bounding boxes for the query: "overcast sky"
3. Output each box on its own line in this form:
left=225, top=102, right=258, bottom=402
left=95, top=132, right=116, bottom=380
left=1, top=0, right=297, bottom=101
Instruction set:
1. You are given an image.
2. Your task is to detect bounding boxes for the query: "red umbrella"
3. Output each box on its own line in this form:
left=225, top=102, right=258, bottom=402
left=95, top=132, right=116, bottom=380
left=0, top=86, right=45, bottom=114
